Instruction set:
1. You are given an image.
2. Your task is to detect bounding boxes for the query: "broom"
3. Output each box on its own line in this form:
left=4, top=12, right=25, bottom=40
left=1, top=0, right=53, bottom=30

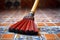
left=9, top=0, right=39, bottom=35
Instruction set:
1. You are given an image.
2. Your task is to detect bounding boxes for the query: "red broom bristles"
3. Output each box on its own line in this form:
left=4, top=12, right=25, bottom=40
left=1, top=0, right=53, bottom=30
left=9, top=18, right=38, bottom=35
left=9, top=19, right=25, bottom=30
left=29, top=20, right=34, bottom=31
left=20, top=19, right=29, bottom=31
left=25, top=20, right=31, bottom=31
left=15, top=19, right=27, bottom=30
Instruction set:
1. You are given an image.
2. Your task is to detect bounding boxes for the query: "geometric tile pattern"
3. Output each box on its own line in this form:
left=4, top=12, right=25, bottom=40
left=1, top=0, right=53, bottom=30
left=0, top=9, right=60, bottom=40
left=0, top=9, right=60, bottom=27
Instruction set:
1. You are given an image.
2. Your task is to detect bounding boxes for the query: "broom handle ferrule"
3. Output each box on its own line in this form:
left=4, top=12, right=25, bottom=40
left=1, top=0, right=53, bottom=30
left=31, top=0, right=39, bottom=13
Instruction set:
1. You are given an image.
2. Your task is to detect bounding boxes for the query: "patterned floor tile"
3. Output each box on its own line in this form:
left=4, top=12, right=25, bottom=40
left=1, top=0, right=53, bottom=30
left=45, top=34, right=56, bottom=40
left=0, top=9, right=60, bottom=40
left=2, top=34, right=14, bottom=39
left=55, top=23, right=60, bottom=26
left=57, top=34, right=60, bottom=38
left=37, top=23, right=45, bottom=26
left=46, top=23, right=55, bottom=26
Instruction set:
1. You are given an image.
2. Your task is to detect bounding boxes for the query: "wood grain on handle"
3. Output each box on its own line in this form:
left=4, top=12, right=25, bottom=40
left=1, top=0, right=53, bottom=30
left=31, top=0, right=39, bottom=13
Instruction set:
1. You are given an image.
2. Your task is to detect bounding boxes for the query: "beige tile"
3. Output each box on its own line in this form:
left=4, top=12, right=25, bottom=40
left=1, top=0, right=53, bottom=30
left=0, top=23, right=9, bottom=26
left=55, top=23, right=60, bottom=26
left=45, top=34, right=56, bottom=40
left=46, top=23, right=55, bottom=26
left=38, top=23, right=45, bottom=26
left=1, top=39, right=13, bottom=40
left=2, top=34, right=14, bottom=39
left=57, top=34, right=60, bottom=38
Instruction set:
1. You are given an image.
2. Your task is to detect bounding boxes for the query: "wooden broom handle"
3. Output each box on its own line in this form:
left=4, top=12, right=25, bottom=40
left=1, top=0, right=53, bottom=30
left=31, top=0, right=39, bottom=13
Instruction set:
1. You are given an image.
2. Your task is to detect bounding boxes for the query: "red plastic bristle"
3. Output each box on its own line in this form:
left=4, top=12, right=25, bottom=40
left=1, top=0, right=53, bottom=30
left=9, top=19, right=25, bottom=29
left=25, top=20, right=31, bottom=31
left=15, top=19, right=27, bottom=30
left=29, top=20, right=34, bottom=31
left=20, top=19, right=29, bottom=31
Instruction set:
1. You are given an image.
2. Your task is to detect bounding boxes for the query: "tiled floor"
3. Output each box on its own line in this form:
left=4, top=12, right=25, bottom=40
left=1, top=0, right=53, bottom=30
left=45, top=34, right=56, bottom=40
left=0, top=9, right=60, bottom=40
left=0, top=9, right=60, bottom=27
left=57, top=34, right=60, bottom=38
